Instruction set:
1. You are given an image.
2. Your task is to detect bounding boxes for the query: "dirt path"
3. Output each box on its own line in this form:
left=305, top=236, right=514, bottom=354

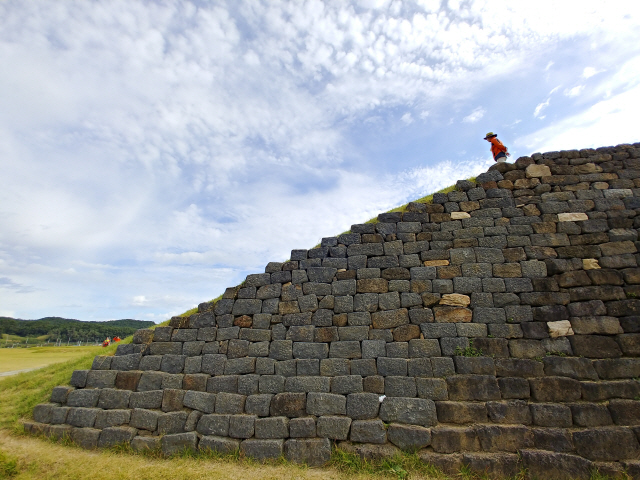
left=0, top=368, right=38, bottom=377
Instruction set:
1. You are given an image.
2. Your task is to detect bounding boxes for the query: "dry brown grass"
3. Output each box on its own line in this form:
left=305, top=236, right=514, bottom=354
left=0, top=430, right=442, bottom=480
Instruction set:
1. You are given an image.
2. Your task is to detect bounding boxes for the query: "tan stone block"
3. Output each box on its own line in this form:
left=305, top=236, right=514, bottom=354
left=493, top=263, right=522, bottom=278
left=525, top=164, right=551, bottom=178
left=450, top=211, right=471, bottom=220
left=532, top=222, right=556, bottom=234
left=574, top=163, right=602, bottom=174
left=460, top=201, right=480, bottom=212
left=558, top=212, right=589, bottom=222
left=570, top=316, right=623, bottom=335
left=547, top=320, right=574, bottom=339
left=514, top=178, right=541, bottom=190
left=522, top=203, right=541, bottom=216
left=424, top=260, right=450, bottom=267
left=440, top=294, right=471, bottom=307
left=433, top=306, right=472, bottom=323
left=593, top=182, right=609, bottom=190
left=583, top=258, right=601, bottom=270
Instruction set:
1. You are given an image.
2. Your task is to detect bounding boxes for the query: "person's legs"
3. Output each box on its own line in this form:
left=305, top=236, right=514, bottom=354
left=495, top=152, right=507, bottom=162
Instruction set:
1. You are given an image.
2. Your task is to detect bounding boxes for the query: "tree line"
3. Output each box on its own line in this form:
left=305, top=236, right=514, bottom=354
left=0, top=317, right=155, bottom=342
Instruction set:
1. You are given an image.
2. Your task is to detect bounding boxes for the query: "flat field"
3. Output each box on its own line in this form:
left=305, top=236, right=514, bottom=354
left=0, top=346, right=106, bottom=374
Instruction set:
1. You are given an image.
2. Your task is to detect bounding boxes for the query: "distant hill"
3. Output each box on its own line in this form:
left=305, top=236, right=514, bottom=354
left=0, top=316, right=155, bottom=342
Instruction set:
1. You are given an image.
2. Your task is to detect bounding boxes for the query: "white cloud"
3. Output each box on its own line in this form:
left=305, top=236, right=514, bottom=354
left=564, top=85, right=585, bottom=97
left=515, top=83, right=640, bottom=152
left=462, top=106, right=485, bottom=123
left=582, top=66, right=603, bottom=78
left=533, top=98, right=550, bottom=118
left=1, top=0, right=640, bottom=321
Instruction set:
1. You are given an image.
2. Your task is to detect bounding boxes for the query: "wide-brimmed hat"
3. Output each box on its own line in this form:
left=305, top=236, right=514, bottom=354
left=484, top=132, right=497, bottom=139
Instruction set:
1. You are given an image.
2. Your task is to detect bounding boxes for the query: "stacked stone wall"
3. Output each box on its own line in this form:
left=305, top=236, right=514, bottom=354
left=27, top=142, right=640, bottom=478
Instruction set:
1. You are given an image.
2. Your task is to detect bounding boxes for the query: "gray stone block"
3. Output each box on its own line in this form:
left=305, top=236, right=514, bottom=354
left=331, top=375, right=363, bottom=394
left=94, top=409, right=131, bottom=429
left=199, top=435, right=240, bottom=454
left=215, top=392, right=246, bottom=414
left=67, top=389, right=100, bottom=408
left=440, top=337, right=470, bottom=356
left=416, top=378, right=448, bottom=400
left=329, top=341, right=362, bottom=359
left=130, top=408, right=160, bottom=431
left=385, top=376, right=417, bottom=397
left=157, top=411, right=188, bottom=434
left=285, top=376, right=330, bottom=393
left=70, top=427, right=101, bottom=449
left=293, top=342, right=329, bottom=359
left=388, top=423, right=431, bottom=451
left=316, top=416, right=352, bottom=440
left=244, top=394, right=273, bottom=417
left=161, top=432, right=198, bottom=456
left=129, top=390, right=163, bottom=409
left=255, top=416, right=289, bottom=439
left=131, top=435, right=161, bottom=452
left=350, top=419, right=387, bottom=444
left=229, top=414, right=256, bottom=439
left=432, top=357, right=456, bottom=377
left=70, top=370, right=89, bottom=388
left=91, top=355, right=112, bottom=370
left=240, top=438, right=284, bottom=461
left=379, top=397, right=437, bottom=427
left=306, top=392, right=346, bottom=416
left=197, top=414, right=230, bottom=436
left=351, top=359, right=378, bottom=376
left=377, top=357, right=407, bottom=376
left=160, top=354, right=186, bottom=374
left=86, top=370, right=118, bottom=388
left=98, top=388, right=131, bottom=410
left=97, top=426, right=137, bottom=448
left=183, top=391, right=216, bottom=414
left=289, top=417, right=316, bottom=438
left=207, top=375, right=238, bottom=394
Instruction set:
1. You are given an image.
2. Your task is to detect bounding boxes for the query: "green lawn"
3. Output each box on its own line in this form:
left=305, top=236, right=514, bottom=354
left=0, top=346, right=111, bottom=374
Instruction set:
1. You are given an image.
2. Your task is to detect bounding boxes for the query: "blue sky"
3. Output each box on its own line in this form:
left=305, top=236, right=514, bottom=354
left=1, top=0, right=640, bottom=322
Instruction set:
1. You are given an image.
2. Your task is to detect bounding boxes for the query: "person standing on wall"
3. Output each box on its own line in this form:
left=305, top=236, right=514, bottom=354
left=484, top=132, right=510, bottom=162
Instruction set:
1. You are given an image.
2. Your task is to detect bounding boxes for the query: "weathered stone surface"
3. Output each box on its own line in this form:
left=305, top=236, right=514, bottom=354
left=284, top=438, right=331, bottom=466
left=70, top=427, right=101, bottom=449
left=476, top=425, right=534, bottom=452
left=97, top=426, right=137, bottom=448
left=316, top=416, right=351, bottom=440
left=431, top=426, right=480, bottom=454
left=487, top=400, right=532, bottom=425
left=529, top=376, right=582, bottom=402
left=161, top=432, right=198, bottom=456
left=574, top=427, right=640, bottom=461
left=350, top=419, right=387, bottom=444
left=520, top=450, right=592, bottom=480
left=199, top=435, right=240, bottom=454
left=379, top=397, right=437, bottom=427
left=270, top=393, right=306, bottom=418
left=530, top=404, right=573, bottom=427
left=436, top=401, right=487, bottom=424
left=446, top=375, right=501, bottom=401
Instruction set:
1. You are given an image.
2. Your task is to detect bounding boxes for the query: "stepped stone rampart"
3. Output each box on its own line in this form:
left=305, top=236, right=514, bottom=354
left=27, top=142, right=640, bottom=478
